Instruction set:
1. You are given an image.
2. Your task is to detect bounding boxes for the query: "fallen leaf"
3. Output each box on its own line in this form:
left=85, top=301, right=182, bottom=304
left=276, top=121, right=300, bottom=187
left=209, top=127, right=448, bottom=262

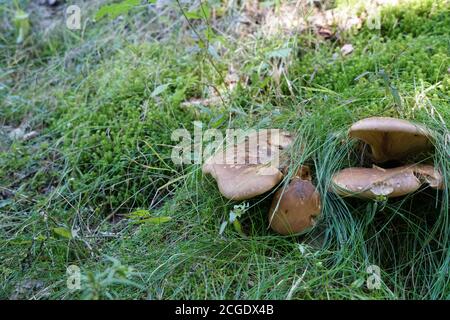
left=53, top=227, right=73, bottom=239
left=341, top=43, right=354, bottom=56
left=23, top=131, right=39, bottom=141
left=181, top=96, right=222, bottom=108
left=318, top=27, right=333, bottom=39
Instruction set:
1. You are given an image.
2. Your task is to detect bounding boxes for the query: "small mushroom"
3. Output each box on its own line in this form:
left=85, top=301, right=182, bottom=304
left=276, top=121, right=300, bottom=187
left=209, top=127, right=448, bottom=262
left=349, top=117, right=433, bottom=163
left=332, top=164, right=443, bottom=199
left=203, top=130, right=293, bottom=200
left=268, top=166, right=322, bottom=235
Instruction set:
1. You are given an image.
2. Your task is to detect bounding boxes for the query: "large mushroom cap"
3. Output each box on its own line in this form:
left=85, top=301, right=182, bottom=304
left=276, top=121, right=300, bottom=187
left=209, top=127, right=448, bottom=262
left=268, top=167, right=321, bottom=235
left=203, top=130, right=293, bottom=200
left=332, top=164, right=443, bottom=199
left=349, top=117, right=433, bottom=163
left=205, top=164, right=283, bottom=201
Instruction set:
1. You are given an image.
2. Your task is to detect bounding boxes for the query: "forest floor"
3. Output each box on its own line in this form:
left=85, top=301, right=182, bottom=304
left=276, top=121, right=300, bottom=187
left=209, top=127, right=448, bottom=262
left=1, top=0, right=449, bottom=299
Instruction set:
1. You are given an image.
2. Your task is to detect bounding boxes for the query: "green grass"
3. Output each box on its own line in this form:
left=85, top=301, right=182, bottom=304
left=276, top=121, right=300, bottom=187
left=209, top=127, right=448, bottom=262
left=1, top=0, right=449, bottom=299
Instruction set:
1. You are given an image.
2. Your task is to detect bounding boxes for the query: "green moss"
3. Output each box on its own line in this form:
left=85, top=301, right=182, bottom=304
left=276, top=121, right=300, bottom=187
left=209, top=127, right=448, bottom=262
left=49, top=44, right=212, bottom=211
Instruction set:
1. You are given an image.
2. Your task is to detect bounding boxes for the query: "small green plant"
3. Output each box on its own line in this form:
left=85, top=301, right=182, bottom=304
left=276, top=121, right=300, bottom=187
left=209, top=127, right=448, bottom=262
left=13, top=9, right=29, bottom=44
left=95, top=0, right=149, bottom=21
left=126, top=209, right=172, bottom=225
left=219, top=203, right=249, bottom=237
left=80, top=257, right=143, bottom=300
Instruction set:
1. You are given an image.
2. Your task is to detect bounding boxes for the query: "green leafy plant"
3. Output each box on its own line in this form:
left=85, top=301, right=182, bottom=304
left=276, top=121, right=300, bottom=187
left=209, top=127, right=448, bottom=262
left=127, top=209, right=172, bottom=225
left=95, top=0, right=155, bottom=21
left=81, top=257, right=144, bottom=299
left=219, top=203, right=249, bottom=237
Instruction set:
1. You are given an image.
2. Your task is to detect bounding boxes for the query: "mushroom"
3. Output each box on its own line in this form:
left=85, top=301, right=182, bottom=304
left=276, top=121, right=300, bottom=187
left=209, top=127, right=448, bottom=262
left=332, top=164, right=443, bottom=199
left=268, top=166, right=322, bottom=235
left=203, top=130, right=294, bottom=200
left=413, top=165, right=444, bottom=189
left=349, top=117, right=433, bottom=163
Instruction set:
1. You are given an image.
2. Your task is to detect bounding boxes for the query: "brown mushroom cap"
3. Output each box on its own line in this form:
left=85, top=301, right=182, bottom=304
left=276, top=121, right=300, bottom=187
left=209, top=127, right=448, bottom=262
left=205, top=164, right=283, bottom=200
left=203, top=130, right=293, bottom=200
left=332, top=164, right=443, bottom=199
left=268, top=167, right=321, bottom=235
left=349, top=117, right=433, bottom=162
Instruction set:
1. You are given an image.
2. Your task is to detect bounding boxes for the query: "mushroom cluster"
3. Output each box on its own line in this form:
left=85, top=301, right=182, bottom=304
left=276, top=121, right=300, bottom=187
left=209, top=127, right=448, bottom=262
left=202, top=117, right=442, bottom=237
left=202, top=130, right=322, bottom=235
left=331, top=117, right=444, bottom=199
